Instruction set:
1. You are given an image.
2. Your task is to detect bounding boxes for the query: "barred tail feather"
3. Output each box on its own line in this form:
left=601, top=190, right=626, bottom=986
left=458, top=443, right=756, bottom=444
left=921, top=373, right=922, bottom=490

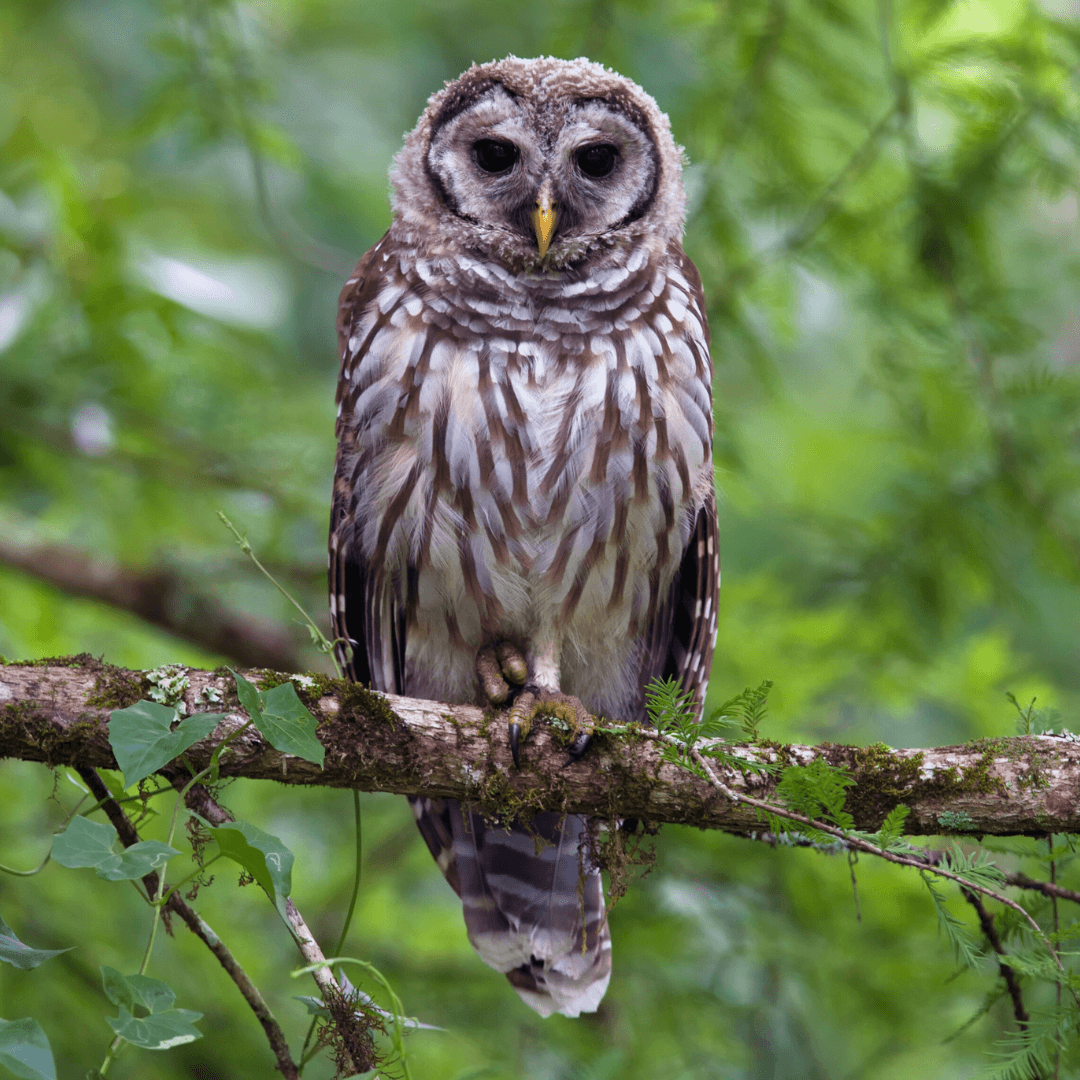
left=414, top=798, right=611, bottom=1017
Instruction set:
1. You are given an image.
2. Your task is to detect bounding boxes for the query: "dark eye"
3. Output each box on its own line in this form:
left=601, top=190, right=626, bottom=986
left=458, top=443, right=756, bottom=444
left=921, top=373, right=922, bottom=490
left=576, top=143, right=618, bottom=178
left=473, top=139, right=518, bottom=174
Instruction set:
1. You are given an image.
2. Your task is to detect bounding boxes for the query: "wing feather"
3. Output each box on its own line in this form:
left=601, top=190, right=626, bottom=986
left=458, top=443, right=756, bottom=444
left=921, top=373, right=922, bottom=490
left=640, top=253, right=719, bottom=720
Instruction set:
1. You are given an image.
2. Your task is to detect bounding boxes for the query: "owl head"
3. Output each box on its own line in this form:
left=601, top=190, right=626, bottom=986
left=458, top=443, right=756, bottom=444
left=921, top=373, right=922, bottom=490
left=388, top=56, right=687, bottom=274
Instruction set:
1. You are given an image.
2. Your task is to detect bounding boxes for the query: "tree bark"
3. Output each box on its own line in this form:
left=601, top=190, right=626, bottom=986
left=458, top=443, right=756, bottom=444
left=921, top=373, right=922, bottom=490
left=2, top=656, right=1076, bottom=838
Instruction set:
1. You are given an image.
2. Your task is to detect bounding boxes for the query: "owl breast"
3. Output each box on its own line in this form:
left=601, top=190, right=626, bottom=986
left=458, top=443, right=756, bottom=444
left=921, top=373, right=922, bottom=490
left=336, top=241, right=713, bottom=719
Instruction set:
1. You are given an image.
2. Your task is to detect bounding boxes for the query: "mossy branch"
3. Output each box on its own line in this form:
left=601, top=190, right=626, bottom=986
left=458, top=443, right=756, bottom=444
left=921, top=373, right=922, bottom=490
left=2, top=656, right=1079, bottom=838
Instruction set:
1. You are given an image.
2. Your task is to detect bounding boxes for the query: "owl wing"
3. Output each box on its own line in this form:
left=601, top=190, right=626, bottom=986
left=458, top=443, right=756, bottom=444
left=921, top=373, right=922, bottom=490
left=641, top=488, right=719, bottom=717
left=640, top=252, right=720, bottom=720
left=329, top=234, right=407, bottom=693
left=330, top=235, right=456, bottom=882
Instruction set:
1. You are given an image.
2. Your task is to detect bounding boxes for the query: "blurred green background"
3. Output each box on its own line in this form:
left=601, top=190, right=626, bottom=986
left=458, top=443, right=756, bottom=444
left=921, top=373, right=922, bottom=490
left=3, top=0, right=1080, bottom=1076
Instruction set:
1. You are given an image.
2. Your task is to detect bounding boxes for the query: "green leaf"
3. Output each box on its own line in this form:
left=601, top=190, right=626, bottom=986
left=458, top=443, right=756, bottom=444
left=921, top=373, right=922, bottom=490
left=50, top=819, right=178, bottom=881
left=0, top=917, right=71, bottom=971
left=50, top=817, right=118, bottom=870
left=108, top=701, right=224, bottom=788
left=101, top=968, right=176, bottom=1014
left=257, top=682, right=325, bottom=766
left=96, top=841, right=180, bottom=882
left=776, top=759, right=855, bottom=830
left=230, top=669, right=264, bottom=725
left=717, top=680, right=773, bottom=740
left=877, top=804, right=911, bottom=849
left=0, top=1017, right=56, bottom=1080
left=105, top=1007, right=203, bottom=1051
left=644, top=677, right=697, bottom=734
left=101, top=969, right=201, bottom=1051
left=208, top=819, right=294, bottom=920
left=227, top=670, right=324, bottom=765
left=921, top=873, right=981, bottom=969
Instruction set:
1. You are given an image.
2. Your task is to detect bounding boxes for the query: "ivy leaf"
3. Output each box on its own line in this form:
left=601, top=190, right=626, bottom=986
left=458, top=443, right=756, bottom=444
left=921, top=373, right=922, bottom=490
left=51, top=819, right=179, bottom=881
left=258, top=682, right=325, bottom=766
left=0, top=1017, right=56, bottom=1080
left=207, top=819, right=294, bottom=921
left=230, top=670, right=264, bottom=727
left=50, top=817, right=118, bottom=870
left=100, top=969, right=202, bottom=1051
left=105, top=1008, right=203, bottom=1051
left=0, top=917, right=71, bottom=971
left=96, top=841, right=181, bottom=882
left=228, top=670, right=324, bottom=767
left=108, top=701, right=224, bottom=788
left=101, top=968, right=176, bottom=1014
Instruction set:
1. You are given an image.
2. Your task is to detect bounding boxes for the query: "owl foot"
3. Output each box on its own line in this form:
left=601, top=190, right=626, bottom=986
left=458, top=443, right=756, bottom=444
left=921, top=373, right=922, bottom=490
left=476, top=642, right=529, bottom=706
left=507, top=689, right=593, bottom=768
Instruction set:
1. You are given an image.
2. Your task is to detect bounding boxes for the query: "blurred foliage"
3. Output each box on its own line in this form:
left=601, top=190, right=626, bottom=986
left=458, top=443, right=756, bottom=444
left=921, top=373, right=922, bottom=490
left=3, top=0, right=1080, bottom=1076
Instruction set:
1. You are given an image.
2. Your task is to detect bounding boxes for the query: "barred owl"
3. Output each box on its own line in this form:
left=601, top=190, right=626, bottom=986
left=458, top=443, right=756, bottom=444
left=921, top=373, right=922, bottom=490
left=329, top=56, right=718, bottom=1018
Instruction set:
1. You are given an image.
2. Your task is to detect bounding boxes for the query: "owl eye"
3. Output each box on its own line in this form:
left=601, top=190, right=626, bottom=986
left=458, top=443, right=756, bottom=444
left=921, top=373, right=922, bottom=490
left=575, top=143, right=618, bottom=179
left=473, top=139, right=519, bottom=174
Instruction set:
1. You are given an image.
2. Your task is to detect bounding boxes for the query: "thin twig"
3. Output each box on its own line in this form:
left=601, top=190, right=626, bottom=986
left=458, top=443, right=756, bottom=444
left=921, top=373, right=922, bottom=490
left=1051, top=838, right=1062, bottom=1080
left=637, top=732, right=1080, bottom=1009
left=960, top=888, right=1031, bottom=1032
left=174, top=774, right=375, bottom=1075
left=848, top=850, right=862, bottom=923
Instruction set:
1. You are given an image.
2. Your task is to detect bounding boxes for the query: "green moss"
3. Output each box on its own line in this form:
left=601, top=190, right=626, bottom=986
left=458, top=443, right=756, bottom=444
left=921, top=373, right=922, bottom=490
left=822, top=738, right=1025, bottom=829
left=589, top=818, right=658, bottom=906
left=248, top=669, right=289, bottom=691
left=936, top=810, right=976, bottom=832
left=333, top=679, right=399, bottom=727
left=753, top=737, right=797, bottom=772
left=473, top=767, right=563, bottom=827
left=252, top=669, right=337, bottom=713
left=965, top=735, right=1053, bottom=793
left=2, top=698, right=103, bottom=761
left=1, top=653, right=151, bottom=711
left=2, top=699, right=46, bottom=729
left=7, top=653, right=101, bottom=669
left=84, top=665, right=151, bottom=711
left=478, top=706, right=498, bottom=739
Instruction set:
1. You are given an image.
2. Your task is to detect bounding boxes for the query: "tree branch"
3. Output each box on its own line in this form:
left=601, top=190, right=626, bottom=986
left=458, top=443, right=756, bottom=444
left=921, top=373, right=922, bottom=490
left=4, top=656, right=1080, bottom=838
left=0, top=536, right=308, bottom=671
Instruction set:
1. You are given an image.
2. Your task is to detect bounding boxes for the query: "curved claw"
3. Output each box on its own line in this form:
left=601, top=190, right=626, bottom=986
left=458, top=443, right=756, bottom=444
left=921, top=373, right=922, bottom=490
left=509, top=721, right=522, bottom=769
left=566, top=729, right=592, bottom=763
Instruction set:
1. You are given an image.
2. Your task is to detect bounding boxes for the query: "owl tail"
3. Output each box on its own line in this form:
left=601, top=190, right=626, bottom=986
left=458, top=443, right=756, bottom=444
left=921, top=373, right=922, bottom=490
left=410, top=798, right=611, bottom=1017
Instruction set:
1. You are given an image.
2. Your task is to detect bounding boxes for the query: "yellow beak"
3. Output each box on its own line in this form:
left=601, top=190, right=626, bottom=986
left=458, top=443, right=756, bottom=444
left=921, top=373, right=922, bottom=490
left=531, top=196, right=558, bottom=258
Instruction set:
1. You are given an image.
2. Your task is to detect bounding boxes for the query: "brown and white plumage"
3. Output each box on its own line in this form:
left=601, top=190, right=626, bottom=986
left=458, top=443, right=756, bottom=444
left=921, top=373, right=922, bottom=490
left=329, top=56, right=718, bottom=1017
